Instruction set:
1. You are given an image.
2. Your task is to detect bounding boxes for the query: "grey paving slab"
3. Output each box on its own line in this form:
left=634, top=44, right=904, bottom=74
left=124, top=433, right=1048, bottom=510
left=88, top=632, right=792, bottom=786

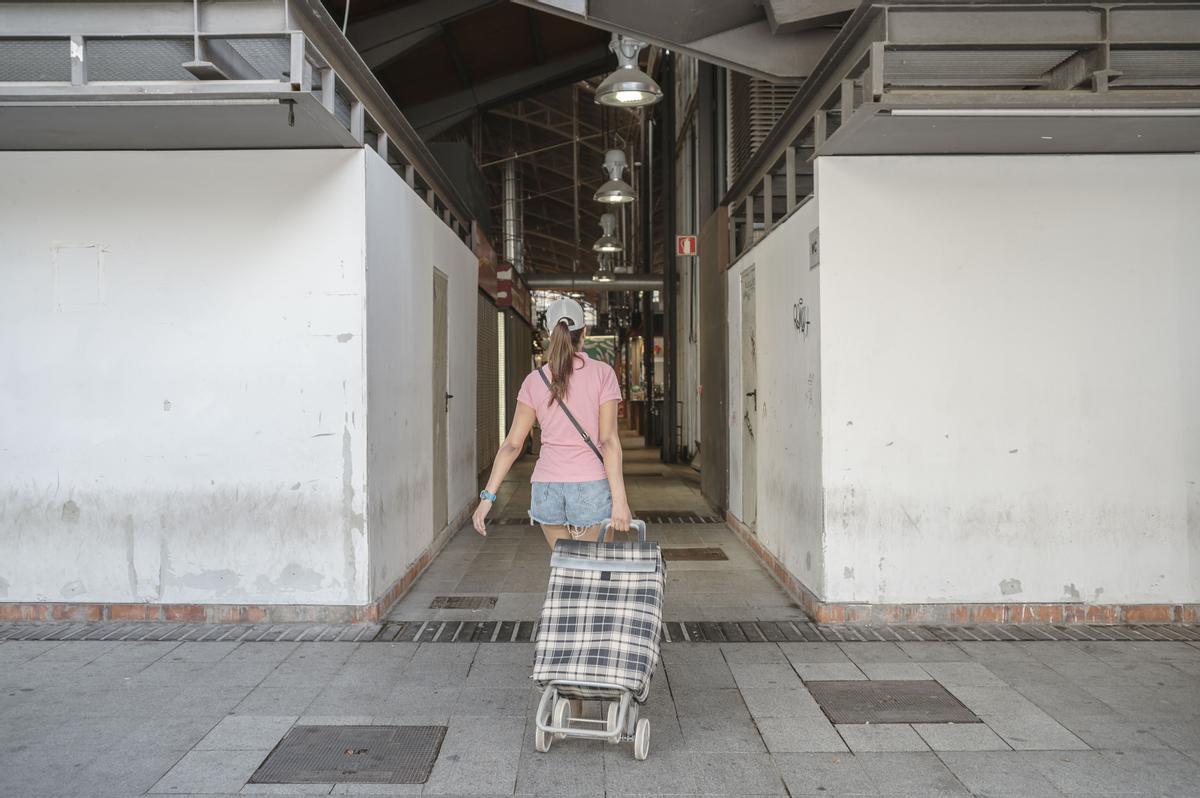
left=329, top=785, right=422, bottom=795
left=912, top=722, right=1011, bottom=751
left=740, top=686, right=826, bottom=719
left=233, top=686, right=323, bottom=716
left=837, top=723, right=931, bottom=753
left=981, top=711, right=1092, bottom=751
left=422, top=749, right=519, bottom=795
left=794, top=662, right=868, bottom=681
left=453, top=686, right=535, bottom=716
left=1057, top=713, right=1173, bottom=750
left=728, top=662, right=805, bottom=689
left=756, top=715, right=849, bottom=753
left=839, top=642, right=913, bottom=664
left=858, top=662, right=932, bottom=681
left=780, top=642, right=855, bottom=663
left=774, top=752, right=879, bottom=795
left=196, top=715, right=298, bottom=750
left=440, top=714, right=527, bottom=754
left=690, top=751, right=787, bottom=794
left=514, top=747, right=605, bottom=796
left=240, top=783, right=335, bottom=794
left=663, top=660, right=736, bottom=689
left=857, top=752, right=973, bottom=796
left=679, top=713, right=767, bottom=752
left=602, top=750, right=700, bottom=795
left=938, top=751, right=1066, bottom=797
left=1025, top=749, right=1200, bottom=796
left=149, top=748, right=268, bottom=794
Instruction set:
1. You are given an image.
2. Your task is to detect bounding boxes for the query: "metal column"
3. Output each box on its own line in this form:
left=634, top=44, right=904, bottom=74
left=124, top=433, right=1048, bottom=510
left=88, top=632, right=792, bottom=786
left=661, top=52, right=677, bottom=464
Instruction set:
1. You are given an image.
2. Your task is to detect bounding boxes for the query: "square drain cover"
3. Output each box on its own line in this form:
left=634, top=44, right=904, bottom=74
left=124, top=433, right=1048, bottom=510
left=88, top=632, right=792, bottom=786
left=806, top=680, right=980, bottom=724
left=662, top=547, right=729, bottom=561
left=250, top=725, right=446, bottom=784
left=430, top=595, right=497, bottom=609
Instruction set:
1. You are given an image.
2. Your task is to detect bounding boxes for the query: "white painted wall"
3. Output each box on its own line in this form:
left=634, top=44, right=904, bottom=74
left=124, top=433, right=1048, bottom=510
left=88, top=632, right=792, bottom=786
left=0, top=150, right=370, bottom=605
left=363, top=150, right=477, bottom=597
left=818, top=154, right=1200, bottom=605
left=727, top=200, right=825, bottom=595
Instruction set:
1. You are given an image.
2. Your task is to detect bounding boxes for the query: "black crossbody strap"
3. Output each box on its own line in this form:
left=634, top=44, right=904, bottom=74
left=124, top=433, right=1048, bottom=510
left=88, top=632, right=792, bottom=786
left=537, top=366, right=605, bottom=464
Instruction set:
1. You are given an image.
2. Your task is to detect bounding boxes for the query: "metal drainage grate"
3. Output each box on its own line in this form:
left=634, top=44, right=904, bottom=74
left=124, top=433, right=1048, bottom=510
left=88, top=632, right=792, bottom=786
left=430, top=595, right=497, bottom=609
left=662, top=547, right=729, bottom=561
left=491, top=512, right=723, bottom=525
left=250, top=725, right=446, bottom=784
left=807, top=680, right=980, bottom=725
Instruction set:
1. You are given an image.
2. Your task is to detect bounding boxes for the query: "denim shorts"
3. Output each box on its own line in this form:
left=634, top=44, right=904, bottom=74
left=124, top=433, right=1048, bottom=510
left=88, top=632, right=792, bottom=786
left=528, top=479, right=612, bottom=527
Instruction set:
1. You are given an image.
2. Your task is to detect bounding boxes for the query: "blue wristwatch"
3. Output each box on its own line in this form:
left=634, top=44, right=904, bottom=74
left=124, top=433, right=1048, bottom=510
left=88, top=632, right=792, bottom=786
left=479, top=489, right=497, bottom=502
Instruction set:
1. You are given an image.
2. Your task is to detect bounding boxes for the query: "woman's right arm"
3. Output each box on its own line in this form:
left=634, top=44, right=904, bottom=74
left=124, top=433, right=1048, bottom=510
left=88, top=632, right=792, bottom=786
left=472, top=401, right=536, bottom=535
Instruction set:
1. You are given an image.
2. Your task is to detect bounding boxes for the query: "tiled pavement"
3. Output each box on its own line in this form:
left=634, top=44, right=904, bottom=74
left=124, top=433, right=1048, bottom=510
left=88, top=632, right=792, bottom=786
left=2, top=634, right=1200, bottom=796
left=3, top=445, right=1199, bottom=796
left=385, top=441, right=801, bottom=625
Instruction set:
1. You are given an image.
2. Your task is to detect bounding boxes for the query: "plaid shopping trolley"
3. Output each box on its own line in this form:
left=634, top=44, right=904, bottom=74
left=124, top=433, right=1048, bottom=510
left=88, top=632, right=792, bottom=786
left=531, top=519, right=665, bottom=760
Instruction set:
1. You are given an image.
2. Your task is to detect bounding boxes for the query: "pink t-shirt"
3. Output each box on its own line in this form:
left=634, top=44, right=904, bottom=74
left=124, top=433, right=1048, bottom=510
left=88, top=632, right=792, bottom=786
left=517, top=352, right=622, bottom=483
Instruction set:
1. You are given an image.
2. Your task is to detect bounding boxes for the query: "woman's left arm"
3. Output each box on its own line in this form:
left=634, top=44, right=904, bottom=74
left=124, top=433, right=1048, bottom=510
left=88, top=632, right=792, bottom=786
left=598, top=399, right=631, bottom=532
left=473, top=401, right=536, bottom=535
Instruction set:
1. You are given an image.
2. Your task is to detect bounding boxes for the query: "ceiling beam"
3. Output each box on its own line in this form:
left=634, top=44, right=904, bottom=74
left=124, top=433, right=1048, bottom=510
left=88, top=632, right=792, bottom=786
left=348, top=0, right=498, bottom=71
left=512, top=0, right=838, bottom=81
left=764, top=0, right=857, bottom=34
left=404, top=45, right=611, bottom=138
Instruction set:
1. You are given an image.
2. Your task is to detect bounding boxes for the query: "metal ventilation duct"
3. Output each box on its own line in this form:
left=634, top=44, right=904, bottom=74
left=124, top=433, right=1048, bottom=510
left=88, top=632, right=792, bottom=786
left=502, top=158, right=524, bottom=272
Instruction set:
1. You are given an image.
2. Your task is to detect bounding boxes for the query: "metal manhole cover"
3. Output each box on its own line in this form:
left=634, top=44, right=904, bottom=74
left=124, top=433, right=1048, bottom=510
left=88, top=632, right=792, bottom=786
left=430, top=596, right=497, bottom=609
left=662, top=547, right=729, bottom=561
left=250, top=725, right=446, bottom=784
left=806, top=681, right=980, bottom=724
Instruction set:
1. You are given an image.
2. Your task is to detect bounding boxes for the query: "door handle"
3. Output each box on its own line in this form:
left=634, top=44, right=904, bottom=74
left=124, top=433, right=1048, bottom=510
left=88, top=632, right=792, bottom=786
left=445, top=392, right=454, bottom=412
left=745, top=390, right=757, bottom=398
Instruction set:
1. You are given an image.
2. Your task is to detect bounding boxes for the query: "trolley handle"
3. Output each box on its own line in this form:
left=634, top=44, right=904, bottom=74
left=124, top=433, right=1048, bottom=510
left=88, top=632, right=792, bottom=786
left=599, top=518, right=647, bottom=543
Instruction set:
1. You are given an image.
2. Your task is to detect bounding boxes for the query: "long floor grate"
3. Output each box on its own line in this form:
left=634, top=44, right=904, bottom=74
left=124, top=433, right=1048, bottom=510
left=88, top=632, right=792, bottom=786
left=490, top=511, right=723, bottom=525
left=2, top=620, right=1198, bottom=644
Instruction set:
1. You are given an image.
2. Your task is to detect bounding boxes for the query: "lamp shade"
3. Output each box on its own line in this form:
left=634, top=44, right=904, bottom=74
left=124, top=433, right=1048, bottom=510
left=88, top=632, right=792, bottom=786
left=594, top=148, right=636, bottom=203
left=592, top=212, right=622, bottom=253
left=595, top=35, right=662, bottom=107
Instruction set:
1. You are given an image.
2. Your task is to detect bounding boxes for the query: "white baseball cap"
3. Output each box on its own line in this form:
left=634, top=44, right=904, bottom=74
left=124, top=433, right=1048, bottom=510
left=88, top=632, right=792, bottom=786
left=545, top=296, right=586, bottom=331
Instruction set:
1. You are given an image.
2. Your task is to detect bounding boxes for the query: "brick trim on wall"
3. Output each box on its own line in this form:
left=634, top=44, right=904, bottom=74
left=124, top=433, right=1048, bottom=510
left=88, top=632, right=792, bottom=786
left=725, top=511, right=1199, bottom=626
left=0, top=501, right=474, bottom=626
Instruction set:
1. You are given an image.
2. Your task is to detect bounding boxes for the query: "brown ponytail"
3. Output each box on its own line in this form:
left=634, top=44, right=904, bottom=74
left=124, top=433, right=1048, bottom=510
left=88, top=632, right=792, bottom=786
left=546, top=320, right=583, bottom=406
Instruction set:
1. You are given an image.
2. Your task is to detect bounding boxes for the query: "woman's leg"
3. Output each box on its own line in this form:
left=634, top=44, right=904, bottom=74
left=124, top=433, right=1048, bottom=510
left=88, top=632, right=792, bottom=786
left=540, top=524, right=603, bottom=549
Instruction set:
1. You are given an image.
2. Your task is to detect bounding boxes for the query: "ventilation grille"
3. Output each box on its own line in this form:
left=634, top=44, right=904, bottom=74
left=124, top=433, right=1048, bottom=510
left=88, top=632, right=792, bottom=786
left=0, top=40, right=70, bottom=81
left=726, top=73, right=801, bottom=190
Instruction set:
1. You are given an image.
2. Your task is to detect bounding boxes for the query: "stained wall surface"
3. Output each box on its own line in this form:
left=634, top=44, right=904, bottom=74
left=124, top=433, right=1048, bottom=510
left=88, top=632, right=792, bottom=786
left=817, top=154, right=1200, bottom=604
left=0, top=150, right=371, bottom=605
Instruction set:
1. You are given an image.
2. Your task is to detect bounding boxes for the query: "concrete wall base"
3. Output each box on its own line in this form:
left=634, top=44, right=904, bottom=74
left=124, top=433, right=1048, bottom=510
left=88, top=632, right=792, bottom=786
left=725, top=512, right=1200, bottom=626
left=0, top=502, right=473, bottom=626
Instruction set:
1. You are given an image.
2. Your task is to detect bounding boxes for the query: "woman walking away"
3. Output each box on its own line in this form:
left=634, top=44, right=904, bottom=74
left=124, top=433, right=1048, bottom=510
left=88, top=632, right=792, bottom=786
left=473, top=296, right=632, bottom=548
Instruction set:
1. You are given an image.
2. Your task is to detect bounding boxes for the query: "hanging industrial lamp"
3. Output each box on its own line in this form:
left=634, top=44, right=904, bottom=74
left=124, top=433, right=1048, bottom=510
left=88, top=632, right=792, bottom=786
left=595, top=34, right=662, bottom=107
left=592, top=212, right=622, bottom=253
left=594, top=149, right=636, bottom=204
left=592, top=254, right=615, bottom=283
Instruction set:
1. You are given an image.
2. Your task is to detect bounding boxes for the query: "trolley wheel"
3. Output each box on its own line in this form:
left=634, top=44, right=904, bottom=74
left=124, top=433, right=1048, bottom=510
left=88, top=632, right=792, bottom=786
left=553, top=697, right=571, bottom=740
left=633, top=718, right=650, bottom=761
left=625, top=702, right=639, bottom=737
left=534, top=726, right=551, bottom=753
left=606, top=702, right=620, bottom=741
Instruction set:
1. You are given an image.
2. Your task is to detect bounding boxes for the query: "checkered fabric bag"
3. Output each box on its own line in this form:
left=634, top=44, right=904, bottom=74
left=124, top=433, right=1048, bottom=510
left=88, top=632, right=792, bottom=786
left=532, top=540, right=666, bottom=702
